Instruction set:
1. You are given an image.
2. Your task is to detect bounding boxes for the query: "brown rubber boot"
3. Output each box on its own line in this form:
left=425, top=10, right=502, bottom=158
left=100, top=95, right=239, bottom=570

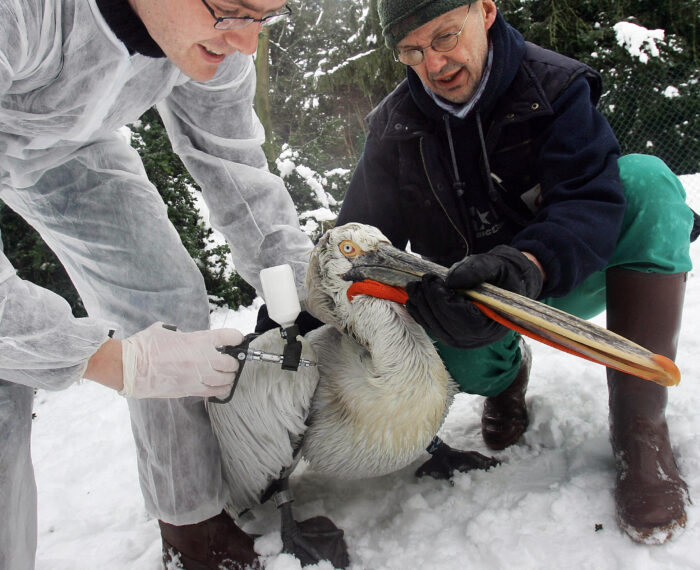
left=159, top=510, right=261, bottom=569
left=606, top=269, right=689, bottom=544
left=482, top=339, right=531, bottom=450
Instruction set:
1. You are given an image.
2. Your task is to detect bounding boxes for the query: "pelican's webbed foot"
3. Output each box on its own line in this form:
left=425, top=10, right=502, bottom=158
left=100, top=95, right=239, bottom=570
left=415, top=437, right=499, bottom=480
left=275, top=478, right=350, bottom=568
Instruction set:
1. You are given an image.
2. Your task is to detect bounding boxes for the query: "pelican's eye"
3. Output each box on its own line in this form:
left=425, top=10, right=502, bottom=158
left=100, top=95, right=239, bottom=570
left=339, top=240, right=363, bottom=258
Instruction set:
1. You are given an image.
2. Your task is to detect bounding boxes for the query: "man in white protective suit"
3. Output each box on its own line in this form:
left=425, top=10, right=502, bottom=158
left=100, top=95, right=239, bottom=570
left=0, top=0, right=313, bottom=568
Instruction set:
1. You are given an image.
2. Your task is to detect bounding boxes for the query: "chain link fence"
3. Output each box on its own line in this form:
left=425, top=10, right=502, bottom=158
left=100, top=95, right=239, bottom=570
left=598, top=63, right=699, bottom=199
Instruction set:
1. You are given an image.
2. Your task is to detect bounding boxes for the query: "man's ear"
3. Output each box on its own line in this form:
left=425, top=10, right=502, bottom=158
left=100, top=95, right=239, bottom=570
left=482, top=0, right=498, bottom=30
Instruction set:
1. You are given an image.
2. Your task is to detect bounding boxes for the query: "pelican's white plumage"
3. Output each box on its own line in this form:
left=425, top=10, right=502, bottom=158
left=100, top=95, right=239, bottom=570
left=207, top=223, right=458, bottom=516
left=301, top=224, right=457, bottom=479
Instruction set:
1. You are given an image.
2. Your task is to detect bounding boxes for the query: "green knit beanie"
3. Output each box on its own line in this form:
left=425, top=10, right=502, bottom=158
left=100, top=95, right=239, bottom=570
left=378, top=0, right=477, bottom=48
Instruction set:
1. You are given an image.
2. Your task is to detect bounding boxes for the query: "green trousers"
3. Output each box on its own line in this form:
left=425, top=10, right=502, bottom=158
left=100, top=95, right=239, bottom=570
left=438, top=154, right=695, bottom=397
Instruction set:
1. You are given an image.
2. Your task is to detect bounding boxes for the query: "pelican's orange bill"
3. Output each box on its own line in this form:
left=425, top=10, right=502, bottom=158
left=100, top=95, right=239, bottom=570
left=473, top=302, right=680, bottom=387
left=346, top=279, right=680, bottom=387
left=347, top=280, right=409, bottom=305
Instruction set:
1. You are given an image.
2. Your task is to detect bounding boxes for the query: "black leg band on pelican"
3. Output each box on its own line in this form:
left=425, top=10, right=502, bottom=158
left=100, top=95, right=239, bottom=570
left=274, top=477, right=350, bottom=568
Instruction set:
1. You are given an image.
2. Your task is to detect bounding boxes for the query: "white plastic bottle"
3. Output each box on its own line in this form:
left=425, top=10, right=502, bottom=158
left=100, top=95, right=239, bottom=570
left=259, top=264, right=301, bottom=329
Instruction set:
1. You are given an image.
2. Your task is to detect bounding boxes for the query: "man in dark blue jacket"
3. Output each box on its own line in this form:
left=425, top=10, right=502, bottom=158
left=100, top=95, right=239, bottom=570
left=337, top=0, right=694, bottom=544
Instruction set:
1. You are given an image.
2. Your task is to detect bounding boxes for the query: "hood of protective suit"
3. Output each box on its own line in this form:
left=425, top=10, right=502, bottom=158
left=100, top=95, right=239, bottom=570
left=96, top=0, right=165, bottom=57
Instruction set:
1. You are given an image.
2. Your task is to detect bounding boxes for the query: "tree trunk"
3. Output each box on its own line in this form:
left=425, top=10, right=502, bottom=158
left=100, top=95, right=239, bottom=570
left=254, top=27, right=273, bottom=145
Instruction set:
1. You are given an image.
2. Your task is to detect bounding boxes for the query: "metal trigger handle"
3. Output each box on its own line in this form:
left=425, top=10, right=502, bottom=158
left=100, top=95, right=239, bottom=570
left=208, top=333, right=257, bottom=404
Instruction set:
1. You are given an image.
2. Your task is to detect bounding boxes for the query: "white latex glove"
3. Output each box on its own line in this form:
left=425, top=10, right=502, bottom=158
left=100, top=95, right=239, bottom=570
left=120, top=322, right=245, bottom=399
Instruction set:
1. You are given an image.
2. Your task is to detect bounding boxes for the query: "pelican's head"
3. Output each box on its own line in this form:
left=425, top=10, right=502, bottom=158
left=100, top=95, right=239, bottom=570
left=306, top=223, right=446, bottom=329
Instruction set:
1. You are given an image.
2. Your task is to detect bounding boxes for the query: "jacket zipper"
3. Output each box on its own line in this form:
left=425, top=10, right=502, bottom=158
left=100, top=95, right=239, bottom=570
left=419, top=136, right=470, bottom=256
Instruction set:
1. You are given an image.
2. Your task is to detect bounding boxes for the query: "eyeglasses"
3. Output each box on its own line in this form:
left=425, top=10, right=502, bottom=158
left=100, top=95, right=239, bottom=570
left=393, top=5, right=471, bottom=66
left=200, top=0, right=292, bottom=30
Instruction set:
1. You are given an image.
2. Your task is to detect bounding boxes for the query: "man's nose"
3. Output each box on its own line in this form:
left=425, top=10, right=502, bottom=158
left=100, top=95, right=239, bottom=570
left=223, top=23, right=262, bottom=55
left=423, top=49, right=448, bottom=75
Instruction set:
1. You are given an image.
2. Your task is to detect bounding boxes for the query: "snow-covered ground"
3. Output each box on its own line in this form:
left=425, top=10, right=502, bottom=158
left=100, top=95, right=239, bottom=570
left=32, top=177, right=700, bottom=569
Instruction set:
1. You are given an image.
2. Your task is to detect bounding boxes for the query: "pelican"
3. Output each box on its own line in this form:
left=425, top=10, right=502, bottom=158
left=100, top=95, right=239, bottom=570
left=207, top=222, right=675, bottom=567
left=206, top=223, right=495, bottom=567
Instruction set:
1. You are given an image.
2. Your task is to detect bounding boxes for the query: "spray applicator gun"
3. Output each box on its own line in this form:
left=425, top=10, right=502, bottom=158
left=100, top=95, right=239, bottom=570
left=262, top=264, right=305, bottom=371
left=209, top=264, right=316, bottom=404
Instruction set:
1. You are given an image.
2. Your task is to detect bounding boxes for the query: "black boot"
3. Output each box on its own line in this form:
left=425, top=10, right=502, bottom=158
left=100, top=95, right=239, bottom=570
left=606, top=269, right=689, bottom=544
left=159, top=510, right=261, bottom=569
left=481, top=339, right=531, bottom=450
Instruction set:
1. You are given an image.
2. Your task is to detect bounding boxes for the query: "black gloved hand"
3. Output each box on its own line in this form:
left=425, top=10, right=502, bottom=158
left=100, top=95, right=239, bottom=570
left=445, top=244, right=543, bottom=298
left=255, top=303, right=325, bottom=335
left=405, top=245, right=543, bottom=349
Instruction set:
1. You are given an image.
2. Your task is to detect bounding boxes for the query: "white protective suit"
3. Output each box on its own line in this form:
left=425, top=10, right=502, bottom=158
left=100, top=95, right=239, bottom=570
left=0, top=0, right=313, bottom=567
